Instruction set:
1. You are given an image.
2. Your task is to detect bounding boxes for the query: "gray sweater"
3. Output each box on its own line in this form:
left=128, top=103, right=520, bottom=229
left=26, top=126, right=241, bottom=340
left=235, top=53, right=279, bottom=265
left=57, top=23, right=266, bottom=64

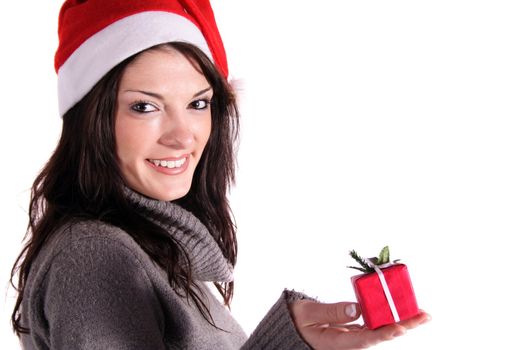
left=21, top=190, right=312, bottom=349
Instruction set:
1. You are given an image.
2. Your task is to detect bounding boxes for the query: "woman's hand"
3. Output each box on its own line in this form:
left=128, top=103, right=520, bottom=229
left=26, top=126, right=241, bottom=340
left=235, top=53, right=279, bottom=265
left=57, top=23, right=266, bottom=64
left=289, top=300, right=430, bottom=350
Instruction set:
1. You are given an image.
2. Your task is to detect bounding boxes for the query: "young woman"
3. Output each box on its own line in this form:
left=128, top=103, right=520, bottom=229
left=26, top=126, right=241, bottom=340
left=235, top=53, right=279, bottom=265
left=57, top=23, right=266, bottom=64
left=10, top=1, right=429, bottom=349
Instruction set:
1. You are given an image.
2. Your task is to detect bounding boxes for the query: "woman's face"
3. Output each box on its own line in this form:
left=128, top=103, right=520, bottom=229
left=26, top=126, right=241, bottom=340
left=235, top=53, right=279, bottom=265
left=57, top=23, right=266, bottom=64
left=115, top=47, right=212, bottom=201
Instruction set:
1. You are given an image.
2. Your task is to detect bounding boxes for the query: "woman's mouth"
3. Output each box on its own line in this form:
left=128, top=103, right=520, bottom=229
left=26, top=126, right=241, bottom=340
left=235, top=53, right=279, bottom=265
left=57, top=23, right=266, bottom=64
left=147, top=157, right=187, bottom=169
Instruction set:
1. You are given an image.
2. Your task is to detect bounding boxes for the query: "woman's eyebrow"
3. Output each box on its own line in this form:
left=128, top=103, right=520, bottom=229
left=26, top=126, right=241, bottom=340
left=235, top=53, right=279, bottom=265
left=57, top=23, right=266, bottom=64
left=123, top=86, right=212, bottom=100
left=124, top=89, right=164, bottom=100
left=193, top=86, right=212, bottom=98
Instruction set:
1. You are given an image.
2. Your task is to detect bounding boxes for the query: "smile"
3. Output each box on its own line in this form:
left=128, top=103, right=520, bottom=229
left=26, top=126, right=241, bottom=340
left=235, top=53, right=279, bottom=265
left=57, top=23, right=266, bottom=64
left=147, top=158, right=187, bottom=169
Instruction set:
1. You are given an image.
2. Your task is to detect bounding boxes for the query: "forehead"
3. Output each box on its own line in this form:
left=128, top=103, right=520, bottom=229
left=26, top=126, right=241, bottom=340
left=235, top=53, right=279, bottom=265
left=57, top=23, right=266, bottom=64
left=119, top=46, right=208, bottom=88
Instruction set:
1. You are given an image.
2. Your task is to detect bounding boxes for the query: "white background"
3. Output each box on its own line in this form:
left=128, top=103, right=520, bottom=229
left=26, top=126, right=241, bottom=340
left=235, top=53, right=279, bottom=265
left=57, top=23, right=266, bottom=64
left=1, top=1, right=524, bottom=349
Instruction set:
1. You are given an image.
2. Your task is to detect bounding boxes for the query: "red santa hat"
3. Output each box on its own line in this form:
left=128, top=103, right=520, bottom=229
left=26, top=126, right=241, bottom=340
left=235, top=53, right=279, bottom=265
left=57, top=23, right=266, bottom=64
left=55, top=0, right=228, bottom=116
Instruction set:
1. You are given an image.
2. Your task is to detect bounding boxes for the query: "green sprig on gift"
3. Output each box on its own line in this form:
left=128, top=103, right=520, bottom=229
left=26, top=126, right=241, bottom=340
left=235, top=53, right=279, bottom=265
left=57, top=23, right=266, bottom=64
left=348, top=246, right=399, bottom=273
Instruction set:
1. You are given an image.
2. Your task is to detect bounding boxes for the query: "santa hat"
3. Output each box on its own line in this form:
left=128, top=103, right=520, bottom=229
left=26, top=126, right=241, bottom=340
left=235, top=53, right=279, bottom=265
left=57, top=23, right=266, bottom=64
left=55, top=0, right=228, bottom=117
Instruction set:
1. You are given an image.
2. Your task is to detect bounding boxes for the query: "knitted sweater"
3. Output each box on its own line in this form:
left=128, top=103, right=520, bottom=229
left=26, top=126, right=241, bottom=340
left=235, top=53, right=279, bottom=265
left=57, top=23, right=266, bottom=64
left=20, top=190, right=312, bottom=350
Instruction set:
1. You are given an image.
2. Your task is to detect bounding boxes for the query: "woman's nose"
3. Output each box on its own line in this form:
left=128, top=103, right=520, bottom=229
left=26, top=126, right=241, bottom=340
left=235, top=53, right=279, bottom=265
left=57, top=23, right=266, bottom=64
left=158, top=114, right=194, bottom=149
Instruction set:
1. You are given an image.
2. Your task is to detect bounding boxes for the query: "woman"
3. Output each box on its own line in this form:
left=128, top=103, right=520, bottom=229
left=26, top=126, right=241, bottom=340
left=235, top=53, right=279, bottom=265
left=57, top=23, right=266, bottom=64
left=11, top=1, right=429, bottom=349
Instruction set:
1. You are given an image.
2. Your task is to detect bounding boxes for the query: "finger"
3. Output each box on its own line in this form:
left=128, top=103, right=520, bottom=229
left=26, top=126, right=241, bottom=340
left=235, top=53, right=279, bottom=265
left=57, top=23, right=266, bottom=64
left=294, top=301, right=361, bottom=326
left=317, top=323, right=365, bottom=332
left=398, top=311, right=431, bottom=330
left=348, top=312, right=430, bottom=347
left=315, top=323, right=405, bottom=349
left=306, top=311, right=431, bottom=349
left=346, top=311, right=430, bottom=347
left=338, top=324, right=366, bottom=332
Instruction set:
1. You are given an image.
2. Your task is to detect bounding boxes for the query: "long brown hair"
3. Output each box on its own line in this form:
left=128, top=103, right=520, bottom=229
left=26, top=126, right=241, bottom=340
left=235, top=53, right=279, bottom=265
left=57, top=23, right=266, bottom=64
left=10, top=42, right=239, bottom=334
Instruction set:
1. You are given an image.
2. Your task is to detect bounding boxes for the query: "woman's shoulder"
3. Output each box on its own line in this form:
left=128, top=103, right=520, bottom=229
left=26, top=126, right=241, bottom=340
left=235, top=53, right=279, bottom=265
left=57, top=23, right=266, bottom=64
left=27, top=219, right=154, bottom=292
left=47, top=219, right=143, bottom=261
left=59, top=219, right=138, bottom=249
left=22, top=219, right=168, bottom=348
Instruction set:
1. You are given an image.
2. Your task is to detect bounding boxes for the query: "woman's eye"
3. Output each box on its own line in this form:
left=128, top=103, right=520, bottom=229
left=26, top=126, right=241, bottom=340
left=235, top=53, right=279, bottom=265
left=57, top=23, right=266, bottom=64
left=131, top=102, right=158, bottom=113
left=190, top=99, right=210, bottom=110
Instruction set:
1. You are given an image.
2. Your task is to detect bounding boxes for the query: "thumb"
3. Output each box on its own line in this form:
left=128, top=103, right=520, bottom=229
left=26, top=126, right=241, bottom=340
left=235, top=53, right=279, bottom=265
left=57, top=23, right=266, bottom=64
left=292, top=301, right=361, bottom=326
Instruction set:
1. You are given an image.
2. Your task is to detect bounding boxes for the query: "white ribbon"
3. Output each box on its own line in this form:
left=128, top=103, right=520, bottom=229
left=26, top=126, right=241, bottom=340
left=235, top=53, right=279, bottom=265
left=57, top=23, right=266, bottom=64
left=365, top=259, right=400, bottom=323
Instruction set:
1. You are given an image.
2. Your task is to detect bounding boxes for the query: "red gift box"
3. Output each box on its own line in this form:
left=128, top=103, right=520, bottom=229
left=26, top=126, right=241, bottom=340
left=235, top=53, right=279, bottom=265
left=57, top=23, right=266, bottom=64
left=351, top=263, right=419, bottom=329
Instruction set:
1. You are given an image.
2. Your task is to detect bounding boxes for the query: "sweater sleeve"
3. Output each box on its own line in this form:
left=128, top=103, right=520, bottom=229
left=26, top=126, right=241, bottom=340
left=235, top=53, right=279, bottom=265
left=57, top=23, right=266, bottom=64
left=37, top=235, right=166, bottom=350
left=240, top=290, right=315, bottom=350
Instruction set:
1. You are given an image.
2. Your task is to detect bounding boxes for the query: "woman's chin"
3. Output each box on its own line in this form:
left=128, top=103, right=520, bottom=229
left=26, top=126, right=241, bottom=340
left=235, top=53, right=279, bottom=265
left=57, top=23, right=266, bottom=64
left=130, top=184, right=191, bottom=202
left=152, top=188, right=190, bottom=202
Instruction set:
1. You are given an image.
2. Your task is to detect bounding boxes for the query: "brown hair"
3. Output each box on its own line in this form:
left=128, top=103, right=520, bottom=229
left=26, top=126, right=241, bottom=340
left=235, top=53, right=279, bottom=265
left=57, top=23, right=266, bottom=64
left=10, top=42, right=239, bottom=334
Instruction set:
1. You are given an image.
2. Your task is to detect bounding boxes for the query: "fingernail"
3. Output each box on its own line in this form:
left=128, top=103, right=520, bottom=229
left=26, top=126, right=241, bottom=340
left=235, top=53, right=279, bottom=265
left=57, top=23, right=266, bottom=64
left=345, top=304, right=357, bottom=318
left=393, top=329, right=406, bottom=337
left=420, top=314, right=432, bottom=324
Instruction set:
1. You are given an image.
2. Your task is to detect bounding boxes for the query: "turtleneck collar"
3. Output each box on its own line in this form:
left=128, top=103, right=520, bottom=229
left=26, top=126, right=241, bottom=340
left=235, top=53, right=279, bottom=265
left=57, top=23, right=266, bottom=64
left=123, top=187, right=233, bottom=283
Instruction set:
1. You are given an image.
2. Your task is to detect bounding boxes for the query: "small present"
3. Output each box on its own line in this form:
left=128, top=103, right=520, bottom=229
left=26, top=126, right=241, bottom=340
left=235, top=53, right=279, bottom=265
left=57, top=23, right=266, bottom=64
left=348, top=247, right=419, bottom=330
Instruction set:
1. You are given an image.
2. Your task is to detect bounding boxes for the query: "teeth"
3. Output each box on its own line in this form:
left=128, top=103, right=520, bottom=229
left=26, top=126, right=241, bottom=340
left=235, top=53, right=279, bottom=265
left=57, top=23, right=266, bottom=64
left=149, top=158, right=186, bottom=169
